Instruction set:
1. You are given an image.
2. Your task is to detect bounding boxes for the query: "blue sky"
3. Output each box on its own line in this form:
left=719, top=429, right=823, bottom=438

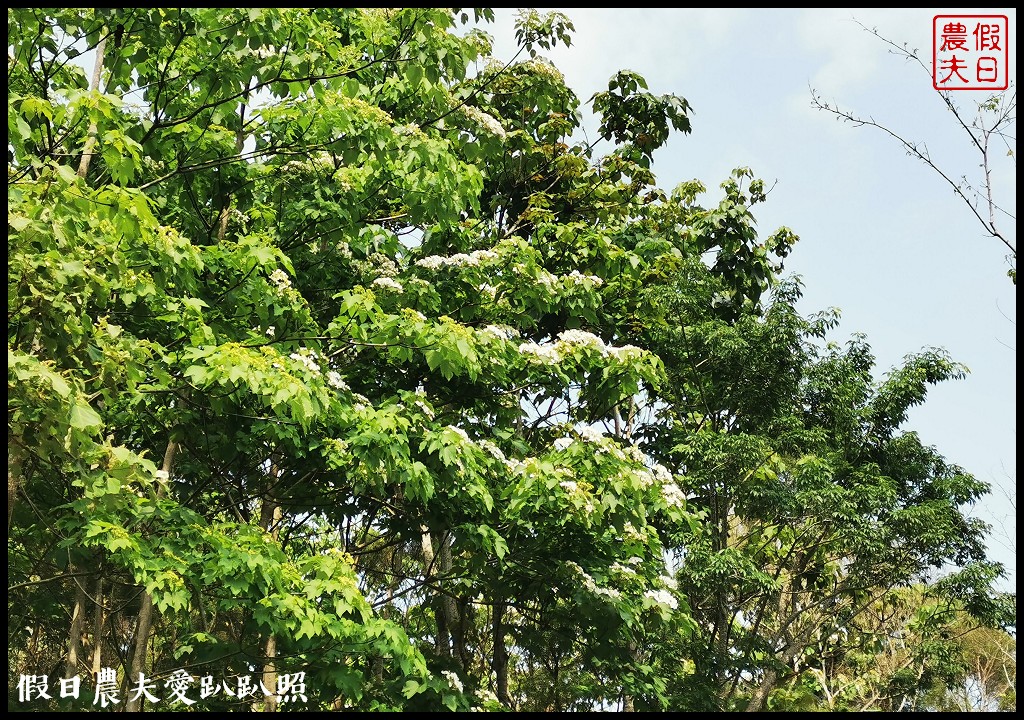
left=484, top=8, right=1016, bottom=587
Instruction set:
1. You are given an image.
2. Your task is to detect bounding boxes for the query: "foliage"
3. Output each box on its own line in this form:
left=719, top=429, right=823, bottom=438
left=8, top=7, right=1011, bottom=712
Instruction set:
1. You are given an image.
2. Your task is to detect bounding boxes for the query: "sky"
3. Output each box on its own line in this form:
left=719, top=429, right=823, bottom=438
left=482, top=8, right=1017, bottom=589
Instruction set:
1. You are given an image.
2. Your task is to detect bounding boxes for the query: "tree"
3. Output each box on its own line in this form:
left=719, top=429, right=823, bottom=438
left=8, top=7, right=1011, bottom=712
left=810, top=22, right=1017, bottom=283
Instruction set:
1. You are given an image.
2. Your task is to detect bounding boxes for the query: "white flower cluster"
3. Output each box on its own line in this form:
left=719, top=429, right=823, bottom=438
left=289, top=350, right=322, bottom=376
left=393, top=123, right=421, bottom=136
left=326, top=371, right=348, bottom=391
left=480, top=324, right=517, bottom=341
left=523, top=58, right=565, bottom=84
left=559, top=479, right=578, bottom=493
left=564, top=270, right=604, bottom=287
left=441, top=670, right=463, bottom=694
left=415, top=399, right=435, bottom=420
left=583, top=573, right=620, bottom=600
left=556, top=329, right=606, bottom=352
left=660, top=573, right=678, bottom=590
left=265, top=326, right=275, bottom=337
left=577, top=425, right=604, bottom=444
left=622, top=522, right=645, bottom=541
left=553, top=437, right=573, bottom=452
left=518, top=342, right=561, bottom=365
left=644, top=588, right=678, bottom=610
left=633, top=468, right=655, bottom=489
left=480, top=283, right=498, bottom=298
left=416, top=249, right=498, bottom=270
left=371, top=277, right=404, bottom=292
left=653, top=464, right=673, bottom=483
left=610, top=562, right=637, bottom=576
left=446, top=425, right=470, bottom=443
left=478, top=439, right=506, bottom=463
left=269, top=269, right=292, bottom=292
left=536, top=269, right=559, bottom=289
left=661, top=482, right=686, bottom=508
left=461, top=104, right=508, bottom=138
left=608, top=345, right=643, bottom=362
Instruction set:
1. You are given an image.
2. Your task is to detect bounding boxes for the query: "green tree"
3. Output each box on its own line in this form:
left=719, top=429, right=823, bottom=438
left=8, top=7, right=1011, bottom=712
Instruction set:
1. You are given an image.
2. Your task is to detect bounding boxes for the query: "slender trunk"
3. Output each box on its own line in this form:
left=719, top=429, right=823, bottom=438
left=420, top=526, right=450, bottom=657
left=260, top=502, right=283, bottom=711
left=8, top=451, right=22, bottom=531
left=215, top=96, right=247, bottom=242
left=124, top=440, right=177, bottom=712
left=259, top=464, right=283, bottom=712
left=90, top=575, right=105, bottom=678
left=65, top=581, right=88, bottom=677
left=438, top=533, right=464, bottom=667
left=623, top=639, right=638, bottom=712
left=493, top=600, right=511, bottom=708
left=77, top=35, right=107, bottom=178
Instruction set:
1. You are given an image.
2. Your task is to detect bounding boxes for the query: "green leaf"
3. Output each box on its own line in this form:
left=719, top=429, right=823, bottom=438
left=69, top=402, right=102, bottom=430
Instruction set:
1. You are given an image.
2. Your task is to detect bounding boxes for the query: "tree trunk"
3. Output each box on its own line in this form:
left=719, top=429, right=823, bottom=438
left=124, top=439, right=177, bottom=712
left=260, top=501, right=283, bottom=711
left=493, top=600, right=512, bottom=708
left=420, top=526, right=450, bottom=657
left=438, top=533, right=465, bottom=667
left=90, top=575, right=105, bottom=678
left=64, top=581, right=88, bottom=677
left=77, top=34, right=106, bottom=178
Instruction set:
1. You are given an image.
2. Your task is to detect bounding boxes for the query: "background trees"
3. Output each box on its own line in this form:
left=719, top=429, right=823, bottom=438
left=8, top=7, right=1014, bottom=711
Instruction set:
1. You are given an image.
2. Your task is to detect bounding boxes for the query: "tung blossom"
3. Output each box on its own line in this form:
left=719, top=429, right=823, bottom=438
left=269, top=268, right=292, bottom=292
left=662, top=482, right=686, bottom=508
left=441, top=670, right=463, bottom=693
left=371, top=277, right=404, bottom=292
left=645, top=588, right=678, bottom=610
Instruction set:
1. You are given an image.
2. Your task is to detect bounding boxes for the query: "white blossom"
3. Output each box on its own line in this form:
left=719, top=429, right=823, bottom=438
left=371, top=277, right=404, bottom=292
left=441, top=670, right=463, bottom=694
left=446, top=425, right=470, bottom=443
left=610, top=562, right=637, bottom=576
left=519, top=342, right=561, bottom=365
left=645, top=588, right=678, bottom=610
left=557, top=329, right=607, bottom=354
left=394, top=123, right=421, bottom=136
left=415, top=249, right=498, bottom=270
left=559, top=479, right=578, bottom=493
left=326, top=371, right=348, bottom=391
left=536, top=269, right=559, bottom=289
left=653, top=464, right=673, bottom=483
left=661, top=482, right=686, bottom=508
left=660, top=574, right=678, bottom=590
left=289, top=351, right=322, bottom=376
left=577, top=426, right=604, bottom=444
left=265, top=326, right=275, bottom=337
left=622, top=522, right=644, bottom=541
left=415, top=400, right=435, bottom=420
left=634, top=468, right=655, bottom=489
left=461, top=104, right=507, bottom=138
left=269, top=268, right=292, bottom=291
left=480, top=324, right=517, bottom=341
left=553, top=437, right=573, bottom=452
left=478, top=439, right=506, bottom=462
left=608, top=345, right=642, bottom=362
left=564, top=270, right=604, bottom=287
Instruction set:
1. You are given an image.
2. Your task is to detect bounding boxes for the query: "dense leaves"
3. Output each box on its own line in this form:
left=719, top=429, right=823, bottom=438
left=8, top=7, right=1013, bottom=712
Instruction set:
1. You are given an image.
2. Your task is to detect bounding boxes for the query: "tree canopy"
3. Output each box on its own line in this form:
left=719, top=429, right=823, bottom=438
left=8, top=7, right=1015, bottom=712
